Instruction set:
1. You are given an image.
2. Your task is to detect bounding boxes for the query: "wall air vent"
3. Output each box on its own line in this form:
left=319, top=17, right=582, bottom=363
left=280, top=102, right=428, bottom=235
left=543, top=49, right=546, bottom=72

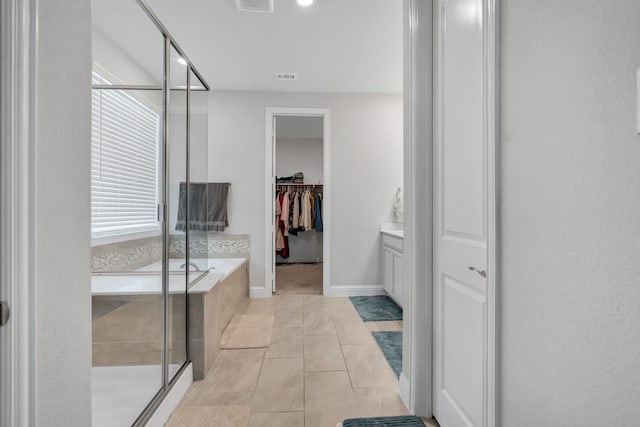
left=234, top=0, right=274, bottom=13
left=275, top=73, right=298, bottom=81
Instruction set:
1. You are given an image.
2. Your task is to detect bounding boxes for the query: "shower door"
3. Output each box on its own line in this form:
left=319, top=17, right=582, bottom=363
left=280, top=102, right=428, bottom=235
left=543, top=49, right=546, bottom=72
left=91, top=1, right=166, bottom=424
left=187, top=70, right=210, bottom=274
left=90, top=0, right=210, bottom=425
left=167, top=43, right=189, bottom=384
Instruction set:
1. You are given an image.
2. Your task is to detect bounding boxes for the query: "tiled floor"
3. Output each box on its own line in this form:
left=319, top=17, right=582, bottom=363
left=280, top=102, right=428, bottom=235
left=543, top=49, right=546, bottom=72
left=166, top=295, right=413, bottom=427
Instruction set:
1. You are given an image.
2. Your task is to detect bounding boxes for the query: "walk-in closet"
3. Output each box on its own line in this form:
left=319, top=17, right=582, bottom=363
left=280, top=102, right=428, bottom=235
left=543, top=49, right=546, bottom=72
left=273, top=115, right=324, bottom=295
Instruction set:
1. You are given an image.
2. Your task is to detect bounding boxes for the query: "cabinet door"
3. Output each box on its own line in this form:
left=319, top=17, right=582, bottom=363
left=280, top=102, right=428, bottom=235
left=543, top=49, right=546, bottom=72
left=392, top=252, right=403, bottom=307
left=383, top=249, right=394, bottom=295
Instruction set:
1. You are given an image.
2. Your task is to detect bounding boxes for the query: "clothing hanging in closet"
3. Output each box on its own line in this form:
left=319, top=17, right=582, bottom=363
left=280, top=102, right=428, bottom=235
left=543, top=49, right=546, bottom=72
left=275, top=185, right=323, bottom=259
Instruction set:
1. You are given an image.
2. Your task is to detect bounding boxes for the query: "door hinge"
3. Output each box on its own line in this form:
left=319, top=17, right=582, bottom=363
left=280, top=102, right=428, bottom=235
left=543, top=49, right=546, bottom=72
left=0, top=301, right=9, bottom=327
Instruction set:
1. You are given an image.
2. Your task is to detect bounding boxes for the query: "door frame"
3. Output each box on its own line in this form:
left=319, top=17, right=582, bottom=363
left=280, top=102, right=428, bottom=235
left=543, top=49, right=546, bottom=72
left=0, top=0, right=37, bottom=426
left=406, top=0, right=500, bottom=424
left=402, top=0, right=433, bottom=416
left=264, top=107, right=331, bottom=297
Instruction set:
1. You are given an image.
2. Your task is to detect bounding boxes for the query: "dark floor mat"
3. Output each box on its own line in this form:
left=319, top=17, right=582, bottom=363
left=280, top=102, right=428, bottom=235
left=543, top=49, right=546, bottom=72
left=343, top=415, right=425, bottom=426
left=349, top=295, right=402, bottom=321
left=372, top=331, right=402, bottom=377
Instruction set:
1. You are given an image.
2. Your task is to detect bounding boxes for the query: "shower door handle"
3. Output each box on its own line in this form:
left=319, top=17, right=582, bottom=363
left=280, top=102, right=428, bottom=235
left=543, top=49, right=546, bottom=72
left=157, top=203, right=167, bottom=223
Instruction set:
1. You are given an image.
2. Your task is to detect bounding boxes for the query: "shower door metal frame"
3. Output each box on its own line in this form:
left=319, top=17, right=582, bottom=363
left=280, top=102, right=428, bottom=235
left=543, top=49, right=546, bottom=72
left=90, top=1, right=210, bottom=425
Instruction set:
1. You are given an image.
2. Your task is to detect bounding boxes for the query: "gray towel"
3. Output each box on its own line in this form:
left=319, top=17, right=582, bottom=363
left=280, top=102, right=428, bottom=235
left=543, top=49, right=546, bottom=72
left=175, top=182, right=230, bottom=232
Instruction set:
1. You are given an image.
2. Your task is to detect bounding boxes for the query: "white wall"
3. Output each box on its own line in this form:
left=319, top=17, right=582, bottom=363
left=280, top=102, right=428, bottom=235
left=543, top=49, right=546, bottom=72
left=501, top=1, right=640, bottom=424
left=275, top=138, right=324, bottom=184
left=208, top=91, right=403, bottom=293
left=92, top=26, right=159, bottom=86
left=36, top=0, right=92, bottom=425
left=168, top=107, right=209, bottom=234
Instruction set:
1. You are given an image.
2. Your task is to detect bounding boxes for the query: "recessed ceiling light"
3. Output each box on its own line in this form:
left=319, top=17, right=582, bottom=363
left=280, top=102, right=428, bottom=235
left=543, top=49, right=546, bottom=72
left=178, top=57, right=187, bottom=66
left=297, top=0, right=315, bottom=6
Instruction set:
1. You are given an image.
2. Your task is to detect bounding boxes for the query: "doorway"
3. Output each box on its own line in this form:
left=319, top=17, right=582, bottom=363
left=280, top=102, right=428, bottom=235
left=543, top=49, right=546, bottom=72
left=264, top=108, right=331, bottom=297
left=274, top=116, right=324, bottom=294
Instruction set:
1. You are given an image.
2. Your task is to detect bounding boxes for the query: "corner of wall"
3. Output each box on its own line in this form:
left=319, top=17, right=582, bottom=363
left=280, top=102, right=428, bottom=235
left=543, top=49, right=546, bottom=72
left=250, top=286, right=271, bottom=298
left=399, top=372, right=412, bottom=413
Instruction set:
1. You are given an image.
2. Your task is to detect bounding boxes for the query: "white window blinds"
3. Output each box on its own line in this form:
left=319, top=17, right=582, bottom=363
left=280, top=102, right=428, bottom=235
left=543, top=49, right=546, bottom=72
left=91, top=72, right=161, bottom=237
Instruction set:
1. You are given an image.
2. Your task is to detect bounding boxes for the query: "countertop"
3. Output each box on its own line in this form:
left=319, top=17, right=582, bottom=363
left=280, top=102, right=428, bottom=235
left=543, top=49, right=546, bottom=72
left=380, top=222, right=404, bottom=238
left=381, top=229, right=403, bottom=238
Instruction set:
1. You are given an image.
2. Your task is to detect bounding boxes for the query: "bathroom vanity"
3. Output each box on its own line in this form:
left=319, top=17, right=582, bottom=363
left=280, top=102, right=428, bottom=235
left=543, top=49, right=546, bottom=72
left=381, top=224, right=404, bottom=308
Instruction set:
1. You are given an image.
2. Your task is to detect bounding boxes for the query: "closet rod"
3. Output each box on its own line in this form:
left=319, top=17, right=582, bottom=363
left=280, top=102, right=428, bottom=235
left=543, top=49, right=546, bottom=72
left=276, top=183, right=323, bottom=186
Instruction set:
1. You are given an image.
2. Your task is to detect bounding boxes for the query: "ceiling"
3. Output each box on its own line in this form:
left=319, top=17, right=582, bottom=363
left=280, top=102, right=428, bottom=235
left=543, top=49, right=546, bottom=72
left=98, top=0, right=403, bottom=94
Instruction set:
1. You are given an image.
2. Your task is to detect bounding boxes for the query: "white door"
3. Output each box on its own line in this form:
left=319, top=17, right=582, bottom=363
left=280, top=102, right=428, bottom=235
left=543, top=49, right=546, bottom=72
left=433, top=0, right=496, bottom=426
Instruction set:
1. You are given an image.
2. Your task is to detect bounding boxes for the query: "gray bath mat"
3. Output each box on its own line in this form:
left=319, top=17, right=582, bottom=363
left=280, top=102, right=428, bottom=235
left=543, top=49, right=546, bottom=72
left=372, top=331, right=402, bottom=377
left=349, top=295, right=402, bottom=322
left=343, top=415, right=425, bottom=426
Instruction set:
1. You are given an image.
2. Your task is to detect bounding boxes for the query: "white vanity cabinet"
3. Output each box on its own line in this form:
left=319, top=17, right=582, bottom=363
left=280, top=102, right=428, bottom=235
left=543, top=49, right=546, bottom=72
left=382, top=231, right=403, bottom=308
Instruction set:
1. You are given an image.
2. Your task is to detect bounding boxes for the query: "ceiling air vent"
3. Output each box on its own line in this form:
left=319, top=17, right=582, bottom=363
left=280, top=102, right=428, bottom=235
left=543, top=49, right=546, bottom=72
left=234, top=0, right=274, bottom=13
left=275, top=73, right=298, bottom=81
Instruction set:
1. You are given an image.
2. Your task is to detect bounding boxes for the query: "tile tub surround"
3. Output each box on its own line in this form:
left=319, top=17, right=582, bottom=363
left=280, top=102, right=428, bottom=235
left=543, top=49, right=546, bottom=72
left=92, top=294, right=188, bottom=367
left=91, top=236, right=162, bottom=272
left=169, top=234, right=251, bottom=259
left=91, top=233, right=250, bottom=272
left=92, top=294, right=163, bottom=367
left=92, top=258, right=249, bottom=369
left=190, top=259, right=250, bottom=380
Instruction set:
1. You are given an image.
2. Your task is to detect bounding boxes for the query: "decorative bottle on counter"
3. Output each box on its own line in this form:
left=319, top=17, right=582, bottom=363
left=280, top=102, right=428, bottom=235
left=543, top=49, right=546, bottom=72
left=392, top=187, right=404, bottom=224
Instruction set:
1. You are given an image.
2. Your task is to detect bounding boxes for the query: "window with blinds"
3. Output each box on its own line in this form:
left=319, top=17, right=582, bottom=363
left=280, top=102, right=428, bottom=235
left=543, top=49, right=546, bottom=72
left=91, top=71, right=161, bottom=237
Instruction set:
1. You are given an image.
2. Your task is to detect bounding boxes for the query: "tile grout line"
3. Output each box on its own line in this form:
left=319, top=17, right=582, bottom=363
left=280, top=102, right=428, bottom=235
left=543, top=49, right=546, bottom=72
left=331, top=299, right=363, bottom=419
left=246, top=347, right=266, bottom=423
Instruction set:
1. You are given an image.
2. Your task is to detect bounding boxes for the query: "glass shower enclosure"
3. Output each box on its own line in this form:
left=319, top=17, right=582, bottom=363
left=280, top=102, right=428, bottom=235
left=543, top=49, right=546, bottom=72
left=90, top=0, right=210, bottom=425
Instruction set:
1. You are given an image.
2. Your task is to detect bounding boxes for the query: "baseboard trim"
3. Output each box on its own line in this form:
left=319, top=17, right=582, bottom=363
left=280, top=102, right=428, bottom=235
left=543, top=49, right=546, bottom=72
left=146, top=363, right=193, bottom=427
left=252, top=285, right=386, bottom=298
left=399, top=372, right=412, bottom=413
left=326, top=286, right=386, bottom=297
left=250, top=286, right=271, bottom=298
